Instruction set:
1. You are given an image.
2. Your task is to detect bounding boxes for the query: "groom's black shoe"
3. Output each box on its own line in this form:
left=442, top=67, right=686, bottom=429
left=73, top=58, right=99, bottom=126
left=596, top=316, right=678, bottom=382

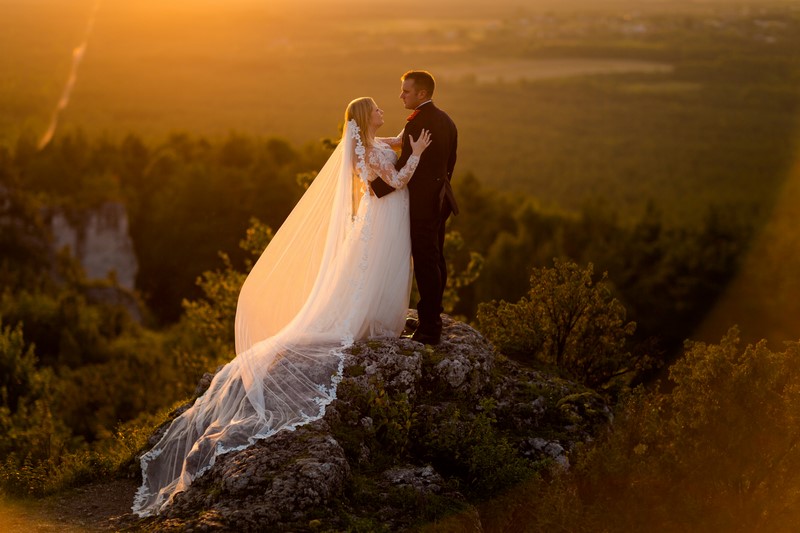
left=411, top=330, right=440, bottom=346
left=401, top=317, right=419, bottom=337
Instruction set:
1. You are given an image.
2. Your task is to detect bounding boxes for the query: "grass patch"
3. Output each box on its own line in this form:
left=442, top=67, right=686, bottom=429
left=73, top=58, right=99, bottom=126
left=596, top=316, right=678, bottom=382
left=0, top=399, right=184, bottom=499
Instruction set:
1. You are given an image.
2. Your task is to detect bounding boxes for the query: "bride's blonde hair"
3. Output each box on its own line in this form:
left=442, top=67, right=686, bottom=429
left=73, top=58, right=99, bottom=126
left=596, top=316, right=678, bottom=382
left=344, top=97, right=376, bottom=149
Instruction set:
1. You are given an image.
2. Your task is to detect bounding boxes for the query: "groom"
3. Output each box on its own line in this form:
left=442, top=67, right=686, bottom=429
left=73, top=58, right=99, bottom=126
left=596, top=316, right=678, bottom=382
left=371, top=70, right=458, bottom=345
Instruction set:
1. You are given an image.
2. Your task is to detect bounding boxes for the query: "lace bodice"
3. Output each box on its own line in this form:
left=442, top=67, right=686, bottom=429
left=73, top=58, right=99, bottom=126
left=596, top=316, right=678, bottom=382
left=362, top=138, right=419, bottom=189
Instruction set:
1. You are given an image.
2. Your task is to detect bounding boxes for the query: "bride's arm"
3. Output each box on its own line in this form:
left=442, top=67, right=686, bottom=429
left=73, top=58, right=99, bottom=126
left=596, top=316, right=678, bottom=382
left=367, top=130, right=430, bottom=189
left=367, top=147, right=419, bottom=189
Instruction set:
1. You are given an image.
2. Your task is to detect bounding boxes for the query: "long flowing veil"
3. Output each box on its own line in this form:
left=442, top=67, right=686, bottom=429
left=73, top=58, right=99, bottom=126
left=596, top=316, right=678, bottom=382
left=133, top=121, right=370, bottom=517
left=235, top=122, right=362, bottom=353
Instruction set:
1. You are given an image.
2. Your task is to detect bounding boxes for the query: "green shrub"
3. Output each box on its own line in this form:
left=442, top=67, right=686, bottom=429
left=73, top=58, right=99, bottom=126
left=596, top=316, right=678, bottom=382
left=422, top=398, right=534, bottom=495
left=477, top=259, right=639, bottom=387
left=331, top=377, right=416, bottom=465
left=0, top=320, right=62, bottom=496
left=485, top=328, right=800, bottom=531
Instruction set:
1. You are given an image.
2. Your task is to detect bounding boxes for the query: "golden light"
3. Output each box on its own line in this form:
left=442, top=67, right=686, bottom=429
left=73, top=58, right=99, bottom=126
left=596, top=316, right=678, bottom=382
left=698, top=142, right=800, bottom=347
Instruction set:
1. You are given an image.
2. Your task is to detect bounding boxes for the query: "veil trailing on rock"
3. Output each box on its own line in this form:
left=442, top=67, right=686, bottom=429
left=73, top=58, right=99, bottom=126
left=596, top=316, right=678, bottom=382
left=133, top=120, right=374, bottom=517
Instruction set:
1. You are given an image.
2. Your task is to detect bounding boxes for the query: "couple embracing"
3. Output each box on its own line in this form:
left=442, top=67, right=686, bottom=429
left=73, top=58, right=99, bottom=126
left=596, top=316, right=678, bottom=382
left=133, top=70, right=458, bottom=517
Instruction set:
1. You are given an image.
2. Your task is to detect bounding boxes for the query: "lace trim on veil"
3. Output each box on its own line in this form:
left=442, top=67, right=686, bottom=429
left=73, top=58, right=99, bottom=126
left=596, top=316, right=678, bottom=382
left=133, top=120, right=372, bottom=517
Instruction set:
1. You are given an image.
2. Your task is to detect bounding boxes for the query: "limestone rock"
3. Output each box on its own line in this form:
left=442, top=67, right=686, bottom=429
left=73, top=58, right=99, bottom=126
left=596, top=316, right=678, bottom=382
left=159, top=420, right=349, bottom=531
left=135, top=313, right=609, bottom=531
left=382, top=464, right=446, bottom=495
left=48, top=202, right=139, bottom=290
left=430, top=318, right=494, bottom=395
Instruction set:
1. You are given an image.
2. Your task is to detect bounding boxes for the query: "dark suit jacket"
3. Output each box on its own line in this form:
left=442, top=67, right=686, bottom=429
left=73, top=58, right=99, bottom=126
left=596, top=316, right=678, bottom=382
left=372, top=102, right=458, bottom=220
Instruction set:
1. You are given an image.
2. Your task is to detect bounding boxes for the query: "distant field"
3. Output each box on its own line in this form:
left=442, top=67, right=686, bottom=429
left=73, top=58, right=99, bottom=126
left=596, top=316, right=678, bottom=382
left=429, top=58, right=673, bottom=84
left=2, top=0, right=799, bottom=225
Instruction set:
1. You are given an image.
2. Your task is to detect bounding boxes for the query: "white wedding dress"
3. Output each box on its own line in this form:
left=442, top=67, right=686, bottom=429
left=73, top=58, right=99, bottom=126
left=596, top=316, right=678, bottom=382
left=133, top=122, right=417, bottom=517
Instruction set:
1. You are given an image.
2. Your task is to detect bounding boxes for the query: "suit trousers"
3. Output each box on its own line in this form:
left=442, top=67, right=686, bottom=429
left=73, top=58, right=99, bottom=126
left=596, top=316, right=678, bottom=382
left=437, top=209, right=449, bottom=314
left=411, top=215, right=445, bottom=335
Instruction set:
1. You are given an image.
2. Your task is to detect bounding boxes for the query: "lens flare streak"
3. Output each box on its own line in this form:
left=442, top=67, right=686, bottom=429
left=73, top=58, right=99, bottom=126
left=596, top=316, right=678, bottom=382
left=38, top=0, right=102, bottom=150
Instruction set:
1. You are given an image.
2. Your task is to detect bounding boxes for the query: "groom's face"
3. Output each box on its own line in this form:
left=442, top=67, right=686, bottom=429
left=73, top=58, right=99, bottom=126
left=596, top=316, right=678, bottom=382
left=400, top=79, right=426, bottom=110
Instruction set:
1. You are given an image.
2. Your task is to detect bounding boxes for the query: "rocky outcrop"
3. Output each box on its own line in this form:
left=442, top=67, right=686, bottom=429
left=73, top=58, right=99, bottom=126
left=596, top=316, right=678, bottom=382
left=45, top=201, right=142, bottom=321
left=133, top=314, right=611, bottom=532
left=156, top=420, right=350, bottom=531
left=48, top=202, right=139, bottom=290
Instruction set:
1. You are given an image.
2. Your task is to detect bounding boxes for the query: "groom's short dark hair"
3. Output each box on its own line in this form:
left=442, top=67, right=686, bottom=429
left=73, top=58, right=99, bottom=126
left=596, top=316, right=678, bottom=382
left=402, top=70, right=435, bottom=97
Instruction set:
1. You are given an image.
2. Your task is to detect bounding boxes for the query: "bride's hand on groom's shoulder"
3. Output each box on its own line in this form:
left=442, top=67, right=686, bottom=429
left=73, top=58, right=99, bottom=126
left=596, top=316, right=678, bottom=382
left=410, top=129, right=432, bottom=156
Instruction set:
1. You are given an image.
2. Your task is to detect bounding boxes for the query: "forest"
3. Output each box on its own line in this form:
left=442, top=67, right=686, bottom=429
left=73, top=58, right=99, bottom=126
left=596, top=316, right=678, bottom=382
left=2, top=0, right=800, bottom=529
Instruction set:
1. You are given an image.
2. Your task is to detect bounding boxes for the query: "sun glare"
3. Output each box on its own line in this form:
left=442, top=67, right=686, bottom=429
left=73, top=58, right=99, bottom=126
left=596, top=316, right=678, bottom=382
left=698, top=147, right=800, bottom=347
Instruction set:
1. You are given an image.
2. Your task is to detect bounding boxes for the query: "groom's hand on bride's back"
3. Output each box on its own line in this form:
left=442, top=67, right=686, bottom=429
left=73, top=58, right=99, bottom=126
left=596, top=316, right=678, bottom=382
left=371, top=178, right=395, bottom=198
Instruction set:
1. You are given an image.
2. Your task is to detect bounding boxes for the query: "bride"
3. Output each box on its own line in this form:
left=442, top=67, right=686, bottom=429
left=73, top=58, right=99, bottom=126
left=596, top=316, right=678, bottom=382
left=133, top=97, right=431, bottom=517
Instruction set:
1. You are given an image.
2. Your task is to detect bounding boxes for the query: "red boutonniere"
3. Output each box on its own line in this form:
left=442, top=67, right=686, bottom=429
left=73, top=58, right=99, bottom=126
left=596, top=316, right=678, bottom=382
left=406, top=109, right=420, bottom=121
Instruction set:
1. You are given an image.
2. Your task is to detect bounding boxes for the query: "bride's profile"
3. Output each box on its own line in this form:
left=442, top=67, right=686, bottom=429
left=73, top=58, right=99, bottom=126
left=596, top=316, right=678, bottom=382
left=133, top=97, right=431, bottom=517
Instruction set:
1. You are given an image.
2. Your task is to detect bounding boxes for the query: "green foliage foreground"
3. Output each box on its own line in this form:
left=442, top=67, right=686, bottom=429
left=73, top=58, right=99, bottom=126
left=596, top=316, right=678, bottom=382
left=480, top=328, right=800, bottom=532
left=0, top=318, right=178, bottom=498
left=477, top=260, right=643, bottom=389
